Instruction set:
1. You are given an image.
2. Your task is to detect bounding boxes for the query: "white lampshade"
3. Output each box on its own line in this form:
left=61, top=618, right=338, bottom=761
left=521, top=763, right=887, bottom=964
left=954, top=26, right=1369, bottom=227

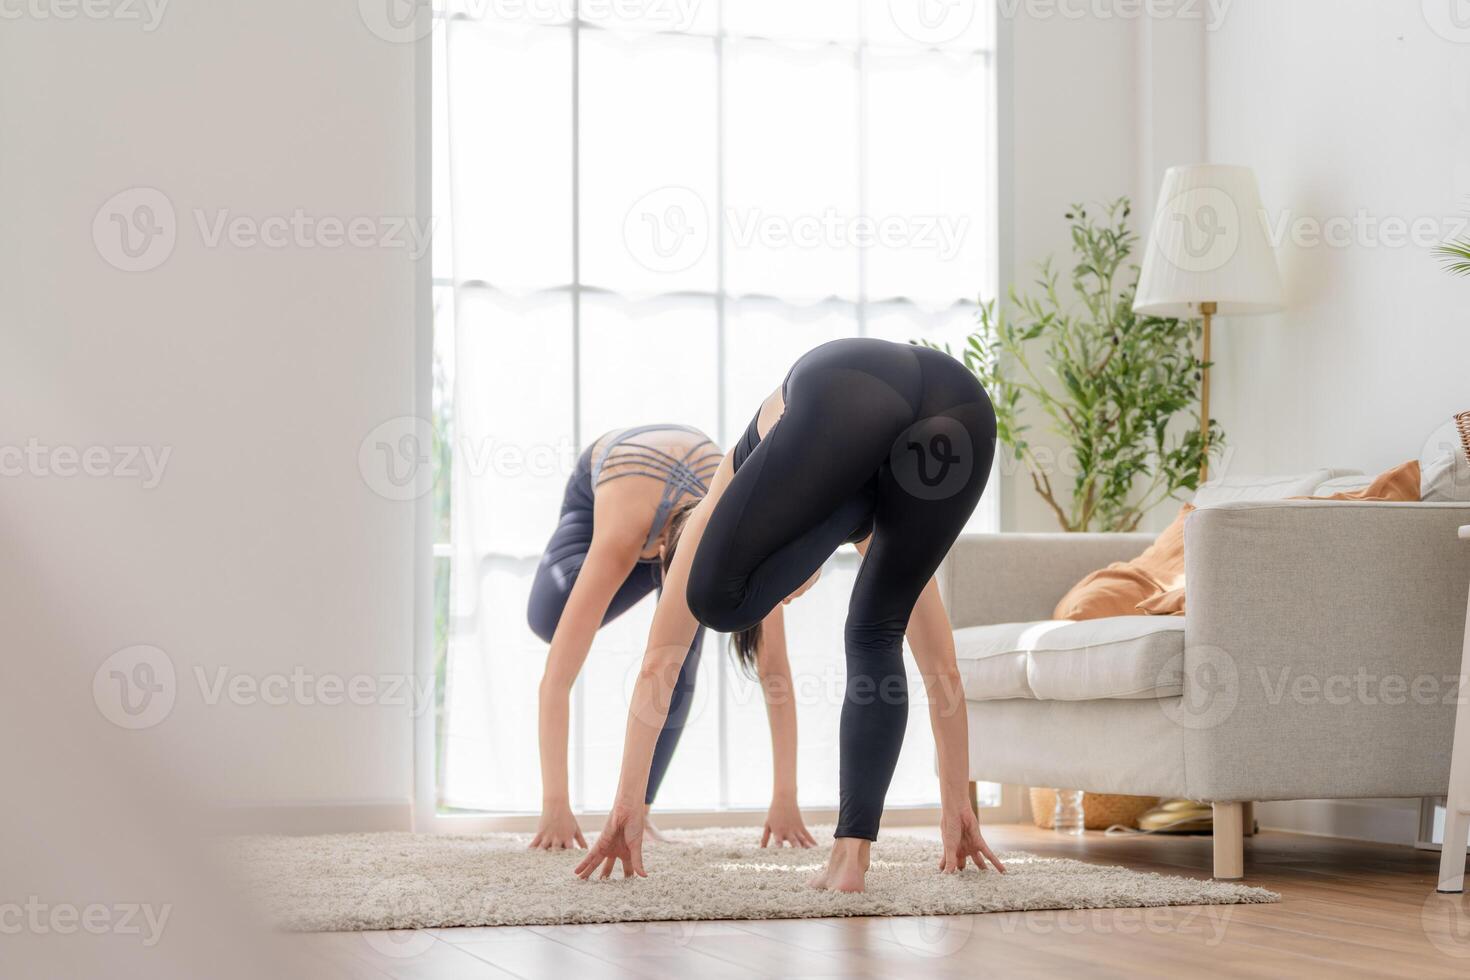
left=1134, top=164, right=1284, bottom=318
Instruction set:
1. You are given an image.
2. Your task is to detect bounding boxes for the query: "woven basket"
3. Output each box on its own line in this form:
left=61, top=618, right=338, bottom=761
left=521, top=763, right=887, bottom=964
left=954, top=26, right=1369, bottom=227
left=1029, top=788, right=1159, bottom=830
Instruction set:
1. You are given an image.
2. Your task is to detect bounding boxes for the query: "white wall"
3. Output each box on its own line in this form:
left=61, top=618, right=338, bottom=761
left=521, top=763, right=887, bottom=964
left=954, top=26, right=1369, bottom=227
left=1204, top=0, right=1470, bottom=843
left=0, top=2, right=423, bottom=828
left=1207, top=0, right=1470, bottom=477
left=998, top=7, right=1205, bottom=533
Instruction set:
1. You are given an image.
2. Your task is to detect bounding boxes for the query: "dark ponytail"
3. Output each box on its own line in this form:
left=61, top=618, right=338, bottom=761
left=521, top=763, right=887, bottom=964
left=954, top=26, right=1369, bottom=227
left=662, top=498, right=761, bottom=677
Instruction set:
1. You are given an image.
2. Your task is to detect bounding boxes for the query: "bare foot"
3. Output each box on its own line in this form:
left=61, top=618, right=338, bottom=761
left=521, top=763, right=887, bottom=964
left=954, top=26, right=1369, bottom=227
left=643, top=805, right=669, bottom=844
left=808, top=838, right=870, bottom=893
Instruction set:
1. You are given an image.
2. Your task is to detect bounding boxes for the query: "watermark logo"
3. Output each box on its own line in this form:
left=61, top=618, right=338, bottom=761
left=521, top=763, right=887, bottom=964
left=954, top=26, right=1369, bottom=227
left=93, top=187, right=177, bottom=273
left=93, top=645, right=177, bottom=730
left=889, top=0, right=976, bottom=45
left=887, top=914, right=974, bottom=957
left=1422, top=891, right=1470, bottom=957
left=360, top=875, right=440, bottom=958
left=360, top=416, right=437, bottom=502
left=1154, top=185, right=1241, bottom=275
left=1158, top=645, right=1238, bottom=730
left=359, top=0, right=433, bottom=43
left=889, top=416, right=976, bottom=501
left=622, top=641, right=713, bottom=732
left=1423, top=0, right=1470, bottom=43
left=624, top=186, right=711, bottom=275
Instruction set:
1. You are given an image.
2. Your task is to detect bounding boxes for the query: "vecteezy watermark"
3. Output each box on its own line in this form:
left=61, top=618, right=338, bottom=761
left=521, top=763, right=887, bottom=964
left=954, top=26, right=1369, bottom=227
left=623, top=186, right=711, bottom=275
left=358, top=876, right=440, bottom=958
left=358, top=419, right=581, bottom=502
left=1157, top=646, right=1240, bottom=731
left=1156, top=645, right=1470, bottom=731
left=1423, top=0, right=1470, bottom=43
left=887, top=915, right=975, bottom=958
left=92, top=645, right=435, bottom=730
left=1256, top=666, right=1465, bottom=708
left=727, top=209, right=970, bottom=260
left=994, top=0, right=1234, bottom=30
left=888, top=0, right=977, bottom=44
left=0, top=0, right=169, bottom=30
left=622, top=186, right=970, bottom=275
left=1151, top=183, right=1243, bottom=275
left=93, top=187, right=177, bottom=273
left=1422, top=891, right=1470, bottom=958
left=998, top=905, right=1234, bottom=944
left=93, top=645, right=177, bottom=730
left=93, top=187, right=433, bottom=273
left=0, top=899, right=172, bottom=947
left=193, top=666, right=435, bottom=716
left=1260, top=209, right=1470, bottom=252
left=1421, top=414, right=1470, bottom=497
left=0, top=439, right=171, bottom=488
left=890, top=416, right=980, bottom=502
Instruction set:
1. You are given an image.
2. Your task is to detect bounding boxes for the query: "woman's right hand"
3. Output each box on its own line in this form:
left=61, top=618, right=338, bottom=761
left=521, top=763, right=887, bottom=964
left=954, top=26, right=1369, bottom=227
left=530, top=803, right=587, bottom=850
left=574, top=799, right=647, bottom=879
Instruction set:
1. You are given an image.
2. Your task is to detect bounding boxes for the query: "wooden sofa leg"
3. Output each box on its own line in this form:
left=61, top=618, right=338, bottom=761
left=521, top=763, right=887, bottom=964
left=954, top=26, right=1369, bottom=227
left=1242, top=801, right=1256, bottom=837
left=1213, top=802, right=1244, bottom=880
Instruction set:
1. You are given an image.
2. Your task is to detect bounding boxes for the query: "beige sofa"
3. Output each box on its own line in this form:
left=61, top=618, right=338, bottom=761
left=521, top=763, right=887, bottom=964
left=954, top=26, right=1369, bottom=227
left=941, top=478, right=1470, bottom=879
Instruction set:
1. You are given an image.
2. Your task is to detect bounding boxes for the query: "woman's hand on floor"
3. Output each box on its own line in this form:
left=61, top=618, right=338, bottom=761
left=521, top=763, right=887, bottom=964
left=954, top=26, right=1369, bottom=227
left=939, top=803, right=1006, bottom=874
left=574, top=800, right=647, bottom=879
left=530, top=803, right=586, bottom=850
left=761, top=799, right=818, bottom=848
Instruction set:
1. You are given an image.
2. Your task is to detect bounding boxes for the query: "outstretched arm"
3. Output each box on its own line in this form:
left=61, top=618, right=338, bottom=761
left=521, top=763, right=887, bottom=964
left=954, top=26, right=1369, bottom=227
left=905, top=577, right=1005, bottom=873
left=533, top=493, right=644, bottom=850
left=755, top=606, right=816, bottom=847
left=575, top=453, right=735, bottom=878
left=853, top=537, right=1004, bottom=873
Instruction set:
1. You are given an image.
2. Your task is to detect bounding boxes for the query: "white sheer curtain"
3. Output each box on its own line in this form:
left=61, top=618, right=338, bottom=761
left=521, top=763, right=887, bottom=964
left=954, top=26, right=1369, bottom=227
left=434, top=1, right=999, bottom=813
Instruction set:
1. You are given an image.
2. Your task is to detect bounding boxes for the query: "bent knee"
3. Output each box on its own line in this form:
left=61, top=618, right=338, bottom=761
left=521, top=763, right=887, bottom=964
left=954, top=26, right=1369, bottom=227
left=685, top=574, right=756, bottom=634
left=526, top=592, right=564, bottom=644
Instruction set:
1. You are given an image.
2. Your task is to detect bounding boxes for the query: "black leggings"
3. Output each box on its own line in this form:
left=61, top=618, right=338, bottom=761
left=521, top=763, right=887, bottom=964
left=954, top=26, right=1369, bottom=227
left=686, top=338, right=995, bottom=840
left=528, top=446, right=705, bottom=805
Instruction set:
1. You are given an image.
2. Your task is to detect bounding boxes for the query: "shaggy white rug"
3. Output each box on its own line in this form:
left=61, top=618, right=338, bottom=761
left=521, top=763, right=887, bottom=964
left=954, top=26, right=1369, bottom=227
left=226, top=827, right=1277, bottom=931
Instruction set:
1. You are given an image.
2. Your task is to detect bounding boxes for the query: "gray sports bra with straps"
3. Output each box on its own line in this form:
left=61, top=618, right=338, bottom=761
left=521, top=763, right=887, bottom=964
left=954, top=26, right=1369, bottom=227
left=590, top=424, right=722, bottom=552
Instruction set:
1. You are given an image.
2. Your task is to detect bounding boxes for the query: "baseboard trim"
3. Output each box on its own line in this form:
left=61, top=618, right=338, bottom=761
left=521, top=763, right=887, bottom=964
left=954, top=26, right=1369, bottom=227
left=1255, top=799, right=1421, bottom=847
left=208, top=799, right=414, bottom=835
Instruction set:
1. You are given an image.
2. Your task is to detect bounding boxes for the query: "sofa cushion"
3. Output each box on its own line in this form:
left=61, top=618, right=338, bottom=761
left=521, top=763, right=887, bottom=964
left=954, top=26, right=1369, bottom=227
left=1192, top=469, right=1360, bottom=507
left=955, top=616, right=1185, bottom=703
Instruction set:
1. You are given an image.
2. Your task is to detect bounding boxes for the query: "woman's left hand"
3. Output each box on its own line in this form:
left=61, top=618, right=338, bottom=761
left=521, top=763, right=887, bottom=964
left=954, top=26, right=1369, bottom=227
left=574, top=799, right=647, bottom=880
left=761, top=799, right=817, bottom=848
left=939, top=803, right=1006, bottom=874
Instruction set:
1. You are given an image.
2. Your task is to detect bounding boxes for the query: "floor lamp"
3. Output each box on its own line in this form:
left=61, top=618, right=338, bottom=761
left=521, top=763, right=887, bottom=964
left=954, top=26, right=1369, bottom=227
left=1134, top=165, right=1284, bottom=482
left=1129, top=166, right=1283, bottom=836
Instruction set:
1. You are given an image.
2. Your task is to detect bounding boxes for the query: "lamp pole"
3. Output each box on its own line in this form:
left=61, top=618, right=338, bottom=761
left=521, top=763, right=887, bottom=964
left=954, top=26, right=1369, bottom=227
left=1199, top=301, right=1216, bottom=483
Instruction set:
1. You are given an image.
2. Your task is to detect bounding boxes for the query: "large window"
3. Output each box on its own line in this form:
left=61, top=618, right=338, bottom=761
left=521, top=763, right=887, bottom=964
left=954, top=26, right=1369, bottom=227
left=433, top=1, right=999, bottom=815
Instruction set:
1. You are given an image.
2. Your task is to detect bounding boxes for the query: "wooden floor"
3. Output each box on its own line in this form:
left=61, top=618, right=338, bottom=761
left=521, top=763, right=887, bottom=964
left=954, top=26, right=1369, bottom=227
left=291, top=824, right=1470, bottom=979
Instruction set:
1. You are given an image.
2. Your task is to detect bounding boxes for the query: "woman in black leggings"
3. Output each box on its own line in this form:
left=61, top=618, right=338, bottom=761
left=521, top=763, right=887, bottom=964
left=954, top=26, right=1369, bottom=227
left=576, top=338, right=1005, bottom=892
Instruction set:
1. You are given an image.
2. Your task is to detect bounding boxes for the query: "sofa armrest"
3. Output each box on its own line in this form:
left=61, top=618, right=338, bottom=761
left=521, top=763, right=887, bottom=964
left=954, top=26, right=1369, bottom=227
left=1182, top=500, right=1470, bottom=801
left=941, top=532, right=1155, bottom=628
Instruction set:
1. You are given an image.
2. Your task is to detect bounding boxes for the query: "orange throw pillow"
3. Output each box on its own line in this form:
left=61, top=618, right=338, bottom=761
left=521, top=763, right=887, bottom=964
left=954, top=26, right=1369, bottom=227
left=1053, top=504, right=1193, bottom=621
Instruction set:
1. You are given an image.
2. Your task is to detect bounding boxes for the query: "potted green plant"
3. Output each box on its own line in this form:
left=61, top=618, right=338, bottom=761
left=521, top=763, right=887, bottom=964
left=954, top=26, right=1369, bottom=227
left=920, top=198, right=1219, bottom=532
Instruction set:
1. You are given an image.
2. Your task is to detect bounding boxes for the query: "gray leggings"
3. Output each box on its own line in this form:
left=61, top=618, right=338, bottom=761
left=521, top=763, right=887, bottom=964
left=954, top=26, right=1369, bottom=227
left=527, top=446, right=705, bottom=805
